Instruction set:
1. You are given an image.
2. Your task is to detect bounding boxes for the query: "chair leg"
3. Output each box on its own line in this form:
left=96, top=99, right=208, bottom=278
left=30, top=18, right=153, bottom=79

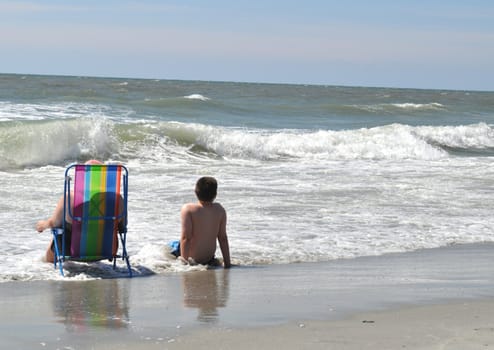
left=51, top=229, right=64, bottom=276
left=124, top=255, right=132, bottom=277
left=118, top=232, right=132, bottom=277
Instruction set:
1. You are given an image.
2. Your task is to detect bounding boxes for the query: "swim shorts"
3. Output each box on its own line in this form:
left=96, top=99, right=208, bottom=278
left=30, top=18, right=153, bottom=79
left=167, top=240, right=219, bottom=266
left=168, top=240, right=181, bottom=257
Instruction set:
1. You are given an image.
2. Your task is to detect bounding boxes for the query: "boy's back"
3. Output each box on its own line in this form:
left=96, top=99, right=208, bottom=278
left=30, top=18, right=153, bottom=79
left=180, top=177, right=231, bottom=268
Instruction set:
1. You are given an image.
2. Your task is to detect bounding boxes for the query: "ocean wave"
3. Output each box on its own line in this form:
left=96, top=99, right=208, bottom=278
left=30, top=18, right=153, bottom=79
left=391, top=102, right=444, bottom=109
left=414, top=122, right=494, bottom=149
left=0, top=118, right=120, bottom=170
left=190, top=124, right=447, bottom=161
left=0, top=101, right=127, bottom=122
left=143, top=94, right=213, bottom=109
left=154, top=122, right=494, bottom=161
left=2, top=119, right=494, bottom=170
left=183, top=94, right=210, bottom=101
left=343, top=102, right=446, bottom=114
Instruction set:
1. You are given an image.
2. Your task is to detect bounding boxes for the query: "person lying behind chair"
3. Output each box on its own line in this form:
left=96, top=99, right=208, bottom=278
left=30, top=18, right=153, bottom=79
left=173, top=176, right=231, bottom=268
left=35, top=160, right=124, bottom=262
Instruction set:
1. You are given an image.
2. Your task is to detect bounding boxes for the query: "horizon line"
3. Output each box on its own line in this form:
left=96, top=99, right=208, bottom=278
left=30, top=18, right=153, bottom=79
left=1, top=71, right=492, bottom=93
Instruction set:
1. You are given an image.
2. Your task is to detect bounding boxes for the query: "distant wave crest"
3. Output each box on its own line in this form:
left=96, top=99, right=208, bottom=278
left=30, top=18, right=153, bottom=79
left=343, top=102, right=445, bottom=114
left=183, top=94, right=210, bottom=101
left=391, top=102, right=444, bottom=109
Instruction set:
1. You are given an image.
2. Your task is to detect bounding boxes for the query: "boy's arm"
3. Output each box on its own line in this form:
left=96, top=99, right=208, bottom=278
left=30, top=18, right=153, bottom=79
left=180, top=205, right=193, bottom=259
left=218, top=209, right=231, bottom=268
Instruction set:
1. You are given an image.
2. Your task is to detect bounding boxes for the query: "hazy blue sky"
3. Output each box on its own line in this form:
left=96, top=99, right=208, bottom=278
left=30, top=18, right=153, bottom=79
left=1, top=0, right=493, bottom=90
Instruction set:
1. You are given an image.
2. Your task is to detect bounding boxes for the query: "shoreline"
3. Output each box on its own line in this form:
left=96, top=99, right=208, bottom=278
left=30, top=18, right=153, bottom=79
left=1, top=243, right=494, bottom=349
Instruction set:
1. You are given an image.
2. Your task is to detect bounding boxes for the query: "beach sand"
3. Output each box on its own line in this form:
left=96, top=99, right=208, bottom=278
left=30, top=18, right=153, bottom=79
left=168, top=300, right=494, bottom=350
left=2, top=243, right=494, bottom=349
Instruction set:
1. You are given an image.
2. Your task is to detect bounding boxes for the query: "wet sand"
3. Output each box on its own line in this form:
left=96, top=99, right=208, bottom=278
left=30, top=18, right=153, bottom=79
left=1, top=243, right=494, bottom=349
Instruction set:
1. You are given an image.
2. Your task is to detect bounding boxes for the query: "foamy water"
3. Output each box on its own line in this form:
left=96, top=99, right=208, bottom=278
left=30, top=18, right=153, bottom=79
left=1, top=74, right=494, bottom=281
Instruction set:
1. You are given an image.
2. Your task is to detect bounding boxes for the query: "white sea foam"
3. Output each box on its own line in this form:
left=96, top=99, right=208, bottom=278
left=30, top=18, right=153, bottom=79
left=6, top=150, right=493, bottom=282
left=0, top=101, right=125, bottom=122
left=414, top=122, right=494, bottom=149
left=183, top=94, right=210, bottom=101
left=353, top=102, right=445, bottom=113
left=158, top=122, right=494, bottom=161
left=390, top=102, right=444, bottom=109
left=0, top=117, right=119, bottom=170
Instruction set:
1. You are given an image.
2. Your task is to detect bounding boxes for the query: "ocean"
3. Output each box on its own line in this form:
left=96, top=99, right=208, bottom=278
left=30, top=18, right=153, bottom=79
left=1, top=73, right=493, bottom=281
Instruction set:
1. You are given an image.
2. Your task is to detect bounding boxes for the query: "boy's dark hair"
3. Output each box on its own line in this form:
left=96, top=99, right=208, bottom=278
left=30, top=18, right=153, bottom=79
left=195, top=177, right=218, bottom=202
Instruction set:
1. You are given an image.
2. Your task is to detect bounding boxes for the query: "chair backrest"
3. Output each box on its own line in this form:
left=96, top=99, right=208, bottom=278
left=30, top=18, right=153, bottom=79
left=65, top=164, right=128, bottom=260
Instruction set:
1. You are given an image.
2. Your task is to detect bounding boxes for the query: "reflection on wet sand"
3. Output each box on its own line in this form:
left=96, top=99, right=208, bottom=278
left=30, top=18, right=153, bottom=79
left=182, top=269, right=230, bottom=323
left=52, top=279, right=130, bottom=331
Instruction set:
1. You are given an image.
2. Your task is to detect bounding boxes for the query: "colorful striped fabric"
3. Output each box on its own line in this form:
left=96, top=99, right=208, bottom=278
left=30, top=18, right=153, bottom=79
left=71, top=164, right=122, bottom=260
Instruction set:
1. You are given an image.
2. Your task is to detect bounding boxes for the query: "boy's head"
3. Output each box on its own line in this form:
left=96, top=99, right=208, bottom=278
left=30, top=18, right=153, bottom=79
left=195, top=177, right=218, bottom=202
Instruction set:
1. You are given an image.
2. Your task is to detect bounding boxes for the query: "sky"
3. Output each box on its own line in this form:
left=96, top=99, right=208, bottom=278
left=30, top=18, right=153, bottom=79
left=0, top=0, right=493, bottom=91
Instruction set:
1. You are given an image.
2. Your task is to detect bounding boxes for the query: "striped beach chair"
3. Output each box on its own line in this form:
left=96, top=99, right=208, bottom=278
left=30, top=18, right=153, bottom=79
left=52, top=163, right=132, bottom=277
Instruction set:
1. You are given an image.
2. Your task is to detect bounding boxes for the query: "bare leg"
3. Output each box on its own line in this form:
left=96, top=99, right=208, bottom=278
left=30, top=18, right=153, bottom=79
left=44, top=239, right=55, bottom=263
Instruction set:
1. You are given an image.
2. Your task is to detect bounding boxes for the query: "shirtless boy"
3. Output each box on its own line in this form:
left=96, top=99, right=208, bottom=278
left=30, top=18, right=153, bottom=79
left=179, top=176, right=231, bottom=268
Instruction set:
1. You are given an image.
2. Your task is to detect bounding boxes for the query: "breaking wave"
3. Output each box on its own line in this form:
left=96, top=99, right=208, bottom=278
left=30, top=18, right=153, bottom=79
left=164, top=122, right=494, bottom=161
left=2, top=117, right=494, bottom=170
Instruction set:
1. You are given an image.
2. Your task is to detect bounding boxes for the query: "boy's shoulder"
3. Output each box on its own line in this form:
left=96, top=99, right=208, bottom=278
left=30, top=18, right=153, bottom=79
left=181, top=202, right=199, bottom=211
left=182, top=202, right=225, bottom=213
left=212, top=202, right=225, bottom=211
